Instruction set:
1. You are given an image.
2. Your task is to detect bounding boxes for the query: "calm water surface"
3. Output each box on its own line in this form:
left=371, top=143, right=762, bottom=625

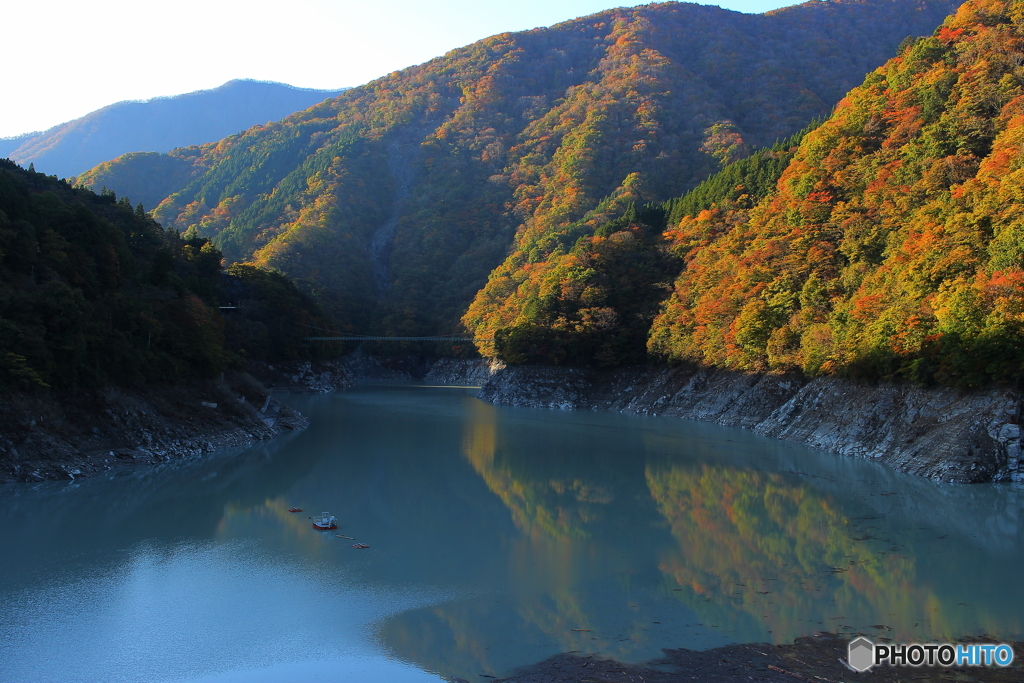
left=1, top=384, right=1022, bottom=682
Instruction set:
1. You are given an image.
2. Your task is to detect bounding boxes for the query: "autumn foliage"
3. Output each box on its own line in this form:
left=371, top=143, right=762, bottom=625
left=647, top=0, right=1024, bottom=386
left=82, top=0, right=958, bottom=343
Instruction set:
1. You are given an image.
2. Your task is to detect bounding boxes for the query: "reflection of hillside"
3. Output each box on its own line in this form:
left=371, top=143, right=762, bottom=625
left=215, top=496, right=345, bottom=556
left=0, top=427, right=320, bottom=593
left=379, top=535, right=678, bottom=682
left=380, top=589, right=641, bottom=680
left=380, top=400, right=679, bottom=680
left=461, top=400, right=614, bottom=539
left=454, top=401, right=614, bottom=667
left=647, top=463, right=1021, bottom=642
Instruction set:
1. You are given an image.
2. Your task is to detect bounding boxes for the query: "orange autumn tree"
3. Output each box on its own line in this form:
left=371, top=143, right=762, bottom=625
left=649, top=0, right=1024, bottom=386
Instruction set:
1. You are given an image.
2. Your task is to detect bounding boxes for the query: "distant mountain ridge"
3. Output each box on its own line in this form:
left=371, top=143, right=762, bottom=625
left=0, top=80, right=346, bottom=178
left=76, top=0, right=960, bottom=340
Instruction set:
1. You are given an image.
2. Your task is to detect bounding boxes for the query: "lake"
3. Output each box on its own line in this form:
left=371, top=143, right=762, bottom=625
left=1, top=383, right=1022, bottom=682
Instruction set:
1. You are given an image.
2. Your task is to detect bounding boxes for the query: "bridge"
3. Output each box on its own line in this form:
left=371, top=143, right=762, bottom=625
left=303, top=336, right=492, bottom=342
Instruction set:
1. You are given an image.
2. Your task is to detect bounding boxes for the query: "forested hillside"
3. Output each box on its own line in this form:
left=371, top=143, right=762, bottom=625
left=1, top=80, right=344, bottom=179
left=463, top=123, right=818, bottom=365
left=74, top=146, right=215, bottom=220
left=0, top=161, right=336, bottom=391
left=635, top=0, right=1024, bottom=388
left=85, top=0, right=958, bottom=340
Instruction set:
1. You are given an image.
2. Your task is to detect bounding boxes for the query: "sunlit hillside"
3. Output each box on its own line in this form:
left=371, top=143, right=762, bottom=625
left=647, top=0, right=1024, bottom=387
left=82, top=0, right=958, bottom=341
left=464, top=0, right=1024, bottom=388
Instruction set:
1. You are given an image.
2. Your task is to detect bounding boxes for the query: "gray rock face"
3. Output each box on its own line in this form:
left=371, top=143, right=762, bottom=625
left=337, top=349, right=434, bottom=381
left=323, top=350, right=504, bottom=385
left=478, top=365, right=1023, bottom=483
left=423, top=358, right=505, bottom=386
left=249, top=359, right=353, bottom=393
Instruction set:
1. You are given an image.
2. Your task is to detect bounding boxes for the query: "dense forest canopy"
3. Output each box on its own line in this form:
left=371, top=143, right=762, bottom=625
left=641, top=0, right=1024, bottom=387
left=79, top=0, right=959, bottom=343
left=463, top=123, right=819, bottom=366
left=58, top=0, right=1024, bottom=390
left=0, top=160, right=337, bottom=391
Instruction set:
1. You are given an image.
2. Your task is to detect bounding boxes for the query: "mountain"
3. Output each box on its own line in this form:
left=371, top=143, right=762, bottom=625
left=463, top=123, right=819, bottom=366
left=0, top=135, right=32, bottom=160
left=592, top=0, right=1024, bottom=388
left=73, top=147, right=214, bottom=219
left=0, top=80, right=346, bottom=179
left=0, top=161, right=337, bottom=391
left=646, top=0, right=1024, bottom=387
left=80, top=0, right=959, bottom=341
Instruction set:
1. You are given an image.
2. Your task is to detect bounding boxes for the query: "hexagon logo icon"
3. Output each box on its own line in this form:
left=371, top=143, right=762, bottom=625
left=848, top=636, right=875, bottom=672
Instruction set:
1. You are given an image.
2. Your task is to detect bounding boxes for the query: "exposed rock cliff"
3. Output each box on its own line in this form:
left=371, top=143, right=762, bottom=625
left=331, top=349, right=503, bottom=385
left=338, top=349, right=437, bottom=381
left=245, top=359, right=354, bottom=393
left=423, top=358, right=505, bottom=386
left=478, top=365, right=1022, bottom=483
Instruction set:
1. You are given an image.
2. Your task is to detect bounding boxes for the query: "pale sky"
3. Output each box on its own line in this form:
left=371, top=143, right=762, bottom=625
left=2, top=0, right=794, bottom=139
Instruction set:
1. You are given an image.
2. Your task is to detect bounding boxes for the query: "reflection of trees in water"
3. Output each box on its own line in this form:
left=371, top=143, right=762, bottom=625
left=461, top=399, right=615, bottom=540
left=459, top=399, right=607, bottom=646
left=216, top=495, right=337, bottom=555
left=378, top=528, right=673, bottom=681
left=418, top=400, right=662, bottom=677
left=646, top=462, right=1018, bottom=642
left=378, top=535, right=615, bottom=680
left=432, top=404, right=1023, bottom=680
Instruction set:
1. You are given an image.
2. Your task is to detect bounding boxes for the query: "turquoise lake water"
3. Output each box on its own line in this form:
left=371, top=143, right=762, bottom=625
left=1, top=384, right=1022, bottom=682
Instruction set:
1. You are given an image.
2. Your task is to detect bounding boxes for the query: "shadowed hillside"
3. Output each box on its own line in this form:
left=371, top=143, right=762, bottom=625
left=0, top=161, right=336, bottom=391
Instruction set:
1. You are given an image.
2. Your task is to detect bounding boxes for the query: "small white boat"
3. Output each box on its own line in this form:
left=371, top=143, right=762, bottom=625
left=312, top=512, right=337, bottom=530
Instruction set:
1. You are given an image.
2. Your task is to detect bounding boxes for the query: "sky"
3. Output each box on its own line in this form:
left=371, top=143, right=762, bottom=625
left=3, top=0, right=795, bottom=139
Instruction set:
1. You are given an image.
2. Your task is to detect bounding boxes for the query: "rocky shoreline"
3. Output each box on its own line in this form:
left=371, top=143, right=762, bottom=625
left=475, top=633, right=1022, bottom=683
left=477, top=364, right=1023, bottom=484
left=0, top=353, right=497, bottom=484
left=244, top=358, right=355, bottom=393
left=7, top=352, right=1023, bottom=485
left=246, top=354, right=1024, bottom=484
left=424, top=356, right=505, bottom=385
left=0, top=375, right=308, bottom=484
